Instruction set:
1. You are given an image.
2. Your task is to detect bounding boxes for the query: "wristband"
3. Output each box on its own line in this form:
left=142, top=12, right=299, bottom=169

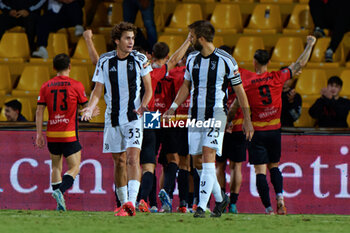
left=170, top=102, right=178, bottom=111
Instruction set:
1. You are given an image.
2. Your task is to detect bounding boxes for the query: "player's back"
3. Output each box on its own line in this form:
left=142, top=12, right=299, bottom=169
left=241, top=68, right=291, bottom=130
left=38, top=76, right=87, bottom=142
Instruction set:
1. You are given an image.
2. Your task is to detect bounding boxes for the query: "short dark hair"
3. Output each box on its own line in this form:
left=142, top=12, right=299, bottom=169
left=328, top=76, right=343, bottom=87
left=111, top=21, right=137, bottom=42
left=53, top=53, right=70, bottom=72
left=5, top=100, right=22, bottom=113
left=188, top=20, right=215, bottom=42
left=254, top=49, right=270, bottom=65
left=152, top=42, right=169, bottom=60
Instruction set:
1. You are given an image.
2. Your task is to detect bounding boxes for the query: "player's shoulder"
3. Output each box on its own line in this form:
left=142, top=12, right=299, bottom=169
left=187, top=51, right=200, bottom=60
left=215, top=48, right=237, bottom=66
left=130, top=50, right=147, bottom=62
left=98, top=50, right=116, bottom=63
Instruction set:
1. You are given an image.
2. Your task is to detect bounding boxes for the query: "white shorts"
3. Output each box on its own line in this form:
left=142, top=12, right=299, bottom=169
left=188, top=115, right=226, bottom=157
left=103, top=118, right=143, bottom=153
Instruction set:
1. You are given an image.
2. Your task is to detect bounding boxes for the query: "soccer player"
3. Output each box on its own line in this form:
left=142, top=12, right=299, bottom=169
left=228, top=35, right=316, bottom=215
left=81, top=22, right=153, bottom=217
left=216, top=87, right=246, bottom=214
left=138, top=36, right=192, bottom=213
left=36, top=53, right=97, bottom=211
left=164, top=20, right=254, bottom=218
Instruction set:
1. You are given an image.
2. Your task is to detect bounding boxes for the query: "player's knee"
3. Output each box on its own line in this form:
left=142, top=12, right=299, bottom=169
left=127, top=155, right=139, bottom=167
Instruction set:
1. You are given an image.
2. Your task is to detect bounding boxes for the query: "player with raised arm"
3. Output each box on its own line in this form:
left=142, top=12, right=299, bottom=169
left=81, top=22, right=153, bottom=217
left=163, top=20, right=254, bottom=218
left=36, top=53, right=98, bottom=211
left=228, top=35, right=316, bottom=215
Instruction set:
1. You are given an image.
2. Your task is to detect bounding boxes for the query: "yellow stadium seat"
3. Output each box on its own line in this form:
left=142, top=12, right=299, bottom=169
left=270, top=37, right=304, bottom=67
left=340, top=70, right=350, bottom=98
left=157, top=35, right=186, bottom=56
left=0, top=32, right=30, bottom=75
left=0, top=65, right=12, bottom=96
left=213, top=36, right=225, bottom=48
left=307, top=37, right=345, bottom=68
left=299, top=0, right=309, bottom=3
left=260, top=0, right=293, bottom=3
left=293, top=101, right=316, bottom=127
left=210, top=4, right=243, bottom=34
left=347, top=113, right=350, bottom=127
left=89, top=99, right=107, bottom=123
left=69, top=66, right=92, bottom=95
left=221, top=0, right=254, bottom=2
left=295, top=69, right=327, bottom=96
left=233, top=36, right=264, bottom=66
left=243, top=4, right=282, bottom=34
left=0, top=97, right=34, bottom=121
left=283, top=4, right=313, bottom=36
left=164, top=4, right=203, bottom=33
left=11, top=65, right=50, bottom=97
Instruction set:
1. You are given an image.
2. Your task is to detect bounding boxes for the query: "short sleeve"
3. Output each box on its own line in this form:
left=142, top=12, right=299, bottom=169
left=275, top=68, right=292, bottom=84
left=184, top=57, right=193, bottom=81
left=37, top=83, right=47, bottom=105
left=141, top=59, right=153, bottom=77
left=226, top=59, right=242, bottom=86
left=76, top=82, right=88, bottom=105
left=92, top=57, right=105, bottom=84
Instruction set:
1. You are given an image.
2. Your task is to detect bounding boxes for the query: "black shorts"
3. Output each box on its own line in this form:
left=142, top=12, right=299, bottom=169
left=248, top=129, right=281, bottom=165
left=140, top=129, right=157, bottom=164
left=158, top=128, right=189, bottom=165
left=48, top=141, right=82, bottom=158
left=217, top=131, right=247, bottom=163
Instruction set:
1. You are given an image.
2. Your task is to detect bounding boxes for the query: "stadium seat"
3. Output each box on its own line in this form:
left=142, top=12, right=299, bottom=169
left=157, top=35, right=186, bottom=56
left=89, top=99, right=106, bottom=123
left=295, top=69, right=327, bottom=96
left=307, top=37, right=345, bottom=68
left=164, top=4, right=203, bottom=33
left=270, top=37, right=304, bottom=67
left=233, top=36, right=264, bottom=66
left=340, top=70, right=350, bottom=98
left=220, top=0, right=254, bottom=2
left=259, top=0, right=293, bottom=3
left=0, top=65, right=12, bottom=96
left=0, top=97, right=34, bottom=121
left=243, top=4, right=282, bottom=34
left=293, top=101, right=316, bottom=127
left=283, top=4, right=313, bottom=36
left=0, top=32, right=30, bottom=75
left=213, top=36, right=225, bottom=48
left=11, top=65, right=50, bottom=97
left=71, top=34, right=107, bottom=75
left=210, top=4, right=243, bottom=34
left=299, top=0, right=310, bottom=3
left=69, top=66, right=92, bottom=95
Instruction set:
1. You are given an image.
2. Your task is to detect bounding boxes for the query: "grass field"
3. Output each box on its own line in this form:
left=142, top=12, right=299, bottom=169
left=1, top=210, right=350, bottom=233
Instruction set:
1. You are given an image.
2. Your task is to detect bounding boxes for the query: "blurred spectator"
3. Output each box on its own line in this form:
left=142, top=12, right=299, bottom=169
left=32, top=0, right=85, bottom=58
left=309, top=0, right=350, bottom=62
left=4, top=100, right=27, bottom=122
left=0, top=0, right=46, bottom=52
left=123, top=0, right=157, bottom=52
left=309, top=76, right=350, bottom=127
left=281, top=79, right=302, bottom=127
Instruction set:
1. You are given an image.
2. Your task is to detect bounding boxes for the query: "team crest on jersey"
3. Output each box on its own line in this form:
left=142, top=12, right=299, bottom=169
left=128, top=62, right=134, bottom=71
left=210, top=61, right=217, bottom=70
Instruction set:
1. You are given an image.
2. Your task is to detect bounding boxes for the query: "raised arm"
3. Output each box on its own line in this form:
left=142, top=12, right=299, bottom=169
left=289, top=35, right=316, bottom=76
left=166, top=32, right=192, bottom=70
left=83, top=29, right=99, bottom=65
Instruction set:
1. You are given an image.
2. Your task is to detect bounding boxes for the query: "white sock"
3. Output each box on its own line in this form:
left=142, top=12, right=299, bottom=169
left=212, top=177, right=223, bottom=203
left=198, top=163, right=216, bottom=210
left=115, top=186, right=128, bottom=206
left=128, top=180, right=140, bottom=206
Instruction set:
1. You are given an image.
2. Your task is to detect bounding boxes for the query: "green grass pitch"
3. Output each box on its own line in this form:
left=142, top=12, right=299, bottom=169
left=0, top=210, right=350, bottom=233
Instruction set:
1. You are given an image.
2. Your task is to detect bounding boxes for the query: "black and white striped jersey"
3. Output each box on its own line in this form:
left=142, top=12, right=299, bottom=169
left=92, top=50, right=152, bottom=126
left=184, top=48, right=242, bottom=120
